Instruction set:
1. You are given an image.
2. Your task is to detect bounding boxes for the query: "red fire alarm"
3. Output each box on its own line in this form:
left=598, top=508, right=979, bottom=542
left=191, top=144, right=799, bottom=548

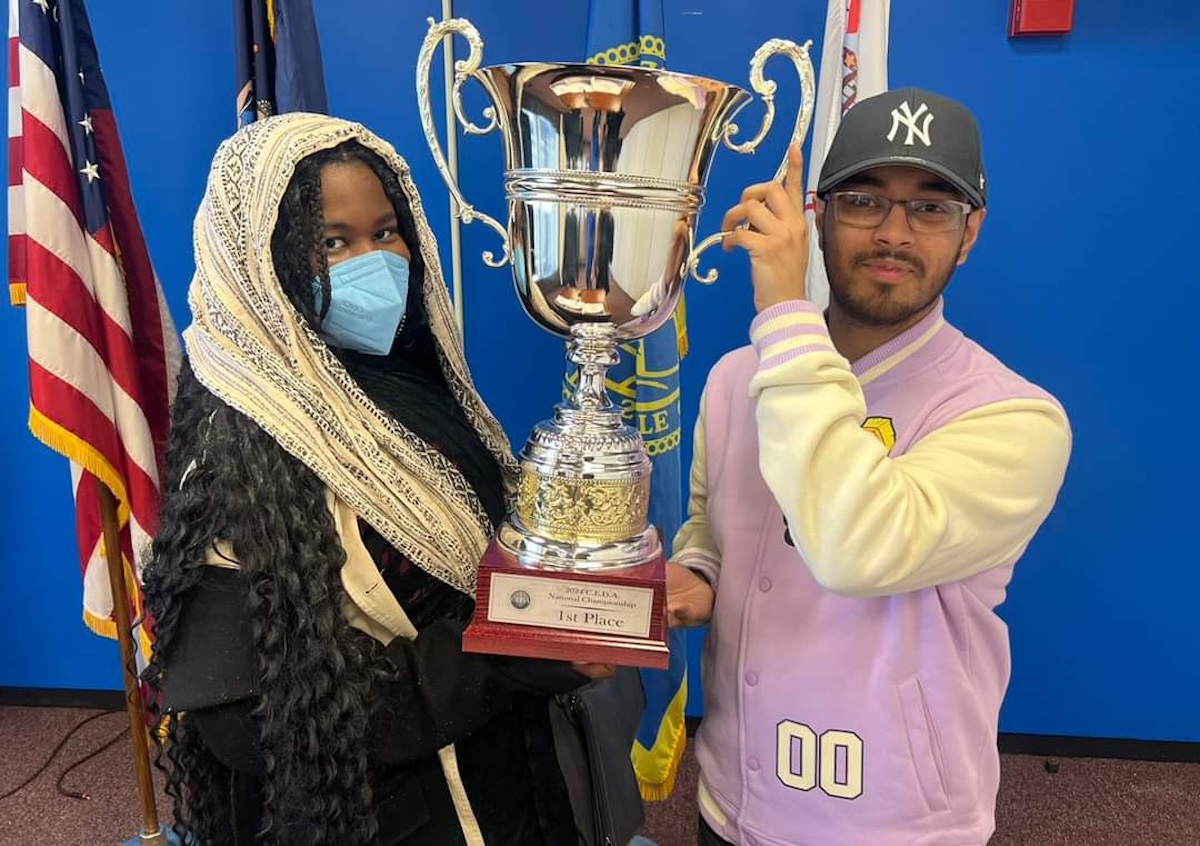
left=1009, top=0, right=1075, bottom=36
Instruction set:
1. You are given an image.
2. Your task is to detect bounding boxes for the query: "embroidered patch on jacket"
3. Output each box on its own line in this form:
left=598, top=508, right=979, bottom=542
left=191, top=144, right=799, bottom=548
left=862, top=416, right=897, bottom=455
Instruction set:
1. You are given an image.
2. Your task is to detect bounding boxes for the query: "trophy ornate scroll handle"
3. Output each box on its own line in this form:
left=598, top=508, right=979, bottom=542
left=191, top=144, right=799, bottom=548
left=417, top=17, right=512, bottom=268
left=686, top=38, right=816, bottom=285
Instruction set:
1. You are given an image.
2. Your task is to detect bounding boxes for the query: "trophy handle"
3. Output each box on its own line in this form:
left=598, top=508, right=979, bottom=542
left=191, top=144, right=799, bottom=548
left=417, top=17, right=511, bottom=269
left=685, top=38, right=816, bottom=285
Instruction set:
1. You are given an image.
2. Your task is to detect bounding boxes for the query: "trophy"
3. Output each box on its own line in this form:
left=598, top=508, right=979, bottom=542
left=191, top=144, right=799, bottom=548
left=417, top=17, right=815, bottom=669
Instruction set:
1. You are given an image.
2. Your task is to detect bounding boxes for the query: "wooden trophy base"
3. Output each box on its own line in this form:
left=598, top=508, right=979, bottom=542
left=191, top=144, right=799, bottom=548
left=464, top=539, right=669, bottom=670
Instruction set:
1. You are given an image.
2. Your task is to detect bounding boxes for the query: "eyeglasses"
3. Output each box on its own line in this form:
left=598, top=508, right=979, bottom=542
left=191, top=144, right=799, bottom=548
left=826, top=191, right=974, bottom=234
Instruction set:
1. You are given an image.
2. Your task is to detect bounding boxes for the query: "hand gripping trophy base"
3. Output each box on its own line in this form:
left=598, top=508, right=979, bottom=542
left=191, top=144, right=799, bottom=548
left=463, top=323, right=670, bottom=669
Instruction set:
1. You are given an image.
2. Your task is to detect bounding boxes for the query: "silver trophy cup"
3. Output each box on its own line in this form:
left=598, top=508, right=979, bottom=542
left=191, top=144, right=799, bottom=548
left=417, top=17, right=815, bottom=578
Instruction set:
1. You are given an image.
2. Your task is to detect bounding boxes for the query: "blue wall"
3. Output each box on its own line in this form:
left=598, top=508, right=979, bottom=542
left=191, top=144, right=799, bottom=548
left=2, top=0, right=1197, bottom=743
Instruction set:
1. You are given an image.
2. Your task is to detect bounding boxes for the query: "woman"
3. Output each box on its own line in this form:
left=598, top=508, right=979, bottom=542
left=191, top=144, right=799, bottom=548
left=143, top=113, right=619, bottom=846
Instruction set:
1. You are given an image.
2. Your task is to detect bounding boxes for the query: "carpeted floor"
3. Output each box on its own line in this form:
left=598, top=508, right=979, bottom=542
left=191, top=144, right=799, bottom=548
left=1, top=705, right=1197, bottom=845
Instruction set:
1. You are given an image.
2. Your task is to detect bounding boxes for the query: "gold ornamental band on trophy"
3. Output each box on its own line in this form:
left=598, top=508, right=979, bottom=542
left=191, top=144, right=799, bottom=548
left=515, top=469, right=650, bottom=545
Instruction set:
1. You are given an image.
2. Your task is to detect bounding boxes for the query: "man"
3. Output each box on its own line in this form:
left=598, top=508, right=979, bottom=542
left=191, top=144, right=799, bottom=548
left=666, top=88, right=1071, bottom=846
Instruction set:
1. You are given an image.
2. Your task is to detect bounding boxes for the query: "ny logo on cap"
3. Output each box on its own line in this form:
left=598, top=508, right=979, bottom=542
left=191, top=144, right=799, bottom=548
left=887, top=100, right=934, bottom=147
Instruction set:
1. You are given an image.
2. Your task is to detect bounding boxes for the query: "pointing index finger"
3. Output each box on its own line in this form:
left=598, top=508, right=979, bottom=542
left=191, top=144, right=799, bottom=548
left=781, top=142, right=806, bottom=206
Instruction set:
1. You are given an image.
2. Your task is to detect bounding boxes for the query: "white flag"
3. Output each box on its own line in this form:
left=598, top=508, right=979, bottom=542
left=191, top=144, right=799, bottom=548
left=805, top=0, right=891, bottom=307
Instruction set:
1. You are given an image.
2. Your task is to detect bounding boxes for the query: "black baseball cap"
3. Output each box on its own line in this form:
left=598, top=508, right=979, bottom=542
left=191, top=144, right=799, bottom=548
left=816, top=87, right=987, bottom=208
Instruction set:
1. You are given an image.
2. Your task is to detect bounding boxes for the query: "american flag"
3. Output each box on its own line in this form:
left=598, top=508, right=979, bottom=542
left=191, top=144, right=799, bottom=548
left=7, top=0, right=180, bottom=648
left=805, top=0, right=891, bottom=307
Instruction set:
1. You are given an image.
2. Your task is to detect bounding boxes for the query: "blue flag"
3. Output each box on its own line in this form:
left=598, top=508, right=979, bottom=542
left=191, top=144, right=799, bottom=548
left=234, top=0, right=327, bottom=127
left=577, top=0, right=690, bottom=802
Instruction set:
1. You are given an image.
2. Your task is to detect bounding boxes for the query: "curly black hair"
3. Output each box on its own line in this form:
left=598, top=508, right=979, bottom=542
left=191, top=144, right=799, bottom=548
left=144, top=140, right=422, bottom=846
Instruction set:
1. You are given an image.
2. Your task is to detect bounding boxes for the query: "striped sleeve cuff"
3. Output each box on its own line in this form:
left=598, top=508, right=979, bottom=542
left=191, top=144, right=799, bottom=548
left=750, top=300, right=836, bottom=371
left=675, top=549, right=721, bottom=588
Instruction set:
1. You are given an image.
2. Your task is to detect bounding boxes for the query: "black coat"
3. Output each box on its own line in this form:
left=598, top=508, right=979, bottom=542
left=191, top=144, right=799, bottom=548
left=161, top=564, right=590, bottom=845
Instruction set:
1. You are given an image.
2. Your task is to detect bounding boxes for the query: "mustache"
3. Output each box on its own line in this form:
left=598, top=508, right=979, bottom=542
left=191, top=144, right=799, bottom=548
left=852, top=249, right=925, bottom=276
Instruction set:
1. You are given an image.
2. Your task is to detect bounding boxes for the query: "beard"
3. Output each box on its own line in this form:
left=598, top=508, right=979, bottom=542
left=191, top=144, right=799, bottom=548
left=826, top=244, right=958, bottom=328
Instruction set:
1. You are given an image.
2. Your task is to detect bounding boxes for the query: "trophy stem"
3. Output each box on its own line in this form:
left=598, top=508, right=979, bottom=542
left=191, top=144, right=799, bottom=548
left=566, top=322, right=621, bottom=414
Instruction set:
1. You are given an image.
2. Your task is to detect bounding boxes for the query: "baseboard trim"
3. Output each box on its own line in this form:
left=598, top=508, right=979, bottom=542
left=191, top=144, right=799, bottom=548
left=684, top=717, right=1200, bottom=763
left=0, top=687, right=125, bottom=710
left=998, top=732, right=1200, bottom=763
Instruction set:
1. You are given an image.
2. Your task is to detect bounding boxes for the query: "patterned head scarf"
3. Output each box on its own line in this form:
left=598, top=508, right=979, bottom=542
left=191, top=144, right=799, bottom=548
left=183, top=112, right=515, bottom=596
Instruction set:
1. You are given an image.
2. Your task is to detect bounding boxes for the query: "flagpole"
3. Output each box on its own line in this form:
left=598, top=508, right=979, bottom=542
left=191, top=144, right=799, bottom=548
left=96, top=477, right=167, bottom=845
left=441, top=0, right=465, bottom=336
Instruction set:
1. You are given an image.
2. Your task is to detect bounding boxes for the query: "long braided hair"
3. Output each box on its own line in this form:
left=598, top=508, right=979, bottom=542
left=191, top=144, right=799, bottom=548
left=144, top=141, right=426, bottom=845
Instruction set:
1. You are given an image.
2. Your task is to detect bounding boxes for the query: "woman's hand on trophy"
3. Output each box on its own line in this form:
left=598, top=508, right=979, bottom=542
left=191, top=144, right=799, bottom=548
left=666, top=562, right=715, bottom=628
left=721, top=143, right=810, bottom=313
left=571, top=661, right=617, bottom=681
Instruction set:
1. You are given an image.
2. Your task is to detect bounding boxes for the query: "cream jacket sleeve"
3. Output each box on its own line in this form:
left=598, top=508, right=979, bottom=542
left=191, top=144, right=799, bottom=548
left=671, top=386, right=723, bottom=586
left=748, top=300, right=1072, bottom=598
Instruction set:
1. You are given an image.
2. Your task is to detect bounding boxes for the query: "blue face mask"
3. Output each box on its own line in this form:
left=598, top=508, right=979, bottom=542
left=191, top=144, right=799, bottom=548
left=315, top=250, right=411, bottom=355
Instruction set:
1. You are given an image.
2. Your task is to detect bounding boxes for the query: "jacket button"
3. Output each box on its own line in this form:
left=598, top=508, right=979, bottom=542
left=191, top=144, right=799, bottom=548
left=745, top=672, right=759, bottom=686
left=747, top=758, right=760, bottom=772
left=759, top=577, right=772, bottom=592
